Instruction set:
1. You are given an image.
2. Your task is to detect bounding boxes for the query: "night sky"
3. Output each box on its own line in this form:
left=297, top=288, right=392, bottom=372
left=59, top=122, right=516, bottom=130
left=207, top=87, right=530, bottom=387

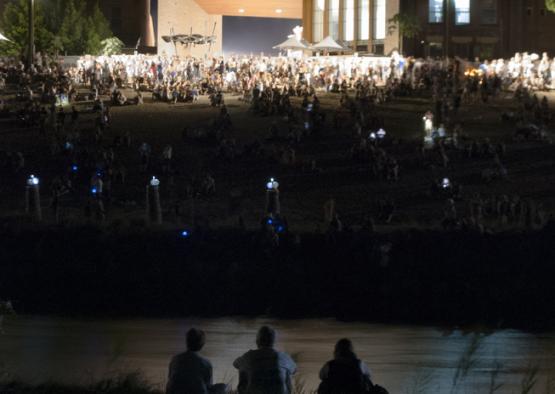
left=223, top=16, right=302, bottom=55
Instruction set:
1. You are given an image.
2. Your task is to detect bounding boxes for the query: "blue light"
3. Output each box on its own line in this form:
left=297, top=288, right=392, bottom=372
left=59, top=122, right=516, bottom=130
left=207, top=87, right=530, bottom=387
left=91, top=188, right=97, bottom=194
left=277, top=225, right=284, bottom=233
left=181, top=230, right=190, bottom=238
left=72, top=165, right=78, bottom=172
left=267, top=218, right=273, bottom=225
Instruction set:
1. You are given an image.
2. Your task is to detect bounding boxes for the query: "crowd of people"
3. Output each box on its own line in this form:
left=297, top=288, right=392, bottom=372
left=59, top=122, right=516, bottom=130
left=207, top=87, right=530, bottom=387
left=166, top=326, right=388, bottom=394
left=0, top=48, right=553, bottom=233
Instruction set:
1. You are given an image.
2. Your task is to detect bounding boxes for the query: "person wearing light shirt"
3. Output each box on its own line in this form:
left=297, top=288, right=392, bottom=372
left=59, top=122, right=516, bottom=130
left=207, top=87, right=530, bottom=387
left=233, top=326, right=296, bottom=394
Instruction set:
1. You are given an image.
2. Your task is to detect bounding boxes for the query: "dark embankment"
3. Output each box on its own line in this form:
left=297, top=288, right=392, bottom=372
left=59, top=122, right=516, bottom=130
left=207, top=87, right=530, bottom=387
left=1, top=219, right=554, bottom=329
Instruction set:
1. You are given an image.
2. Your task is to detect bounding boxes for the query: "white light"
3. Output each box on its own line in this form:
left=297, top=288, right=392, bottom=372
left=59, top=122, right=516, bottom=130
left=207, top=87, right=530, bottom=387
left=27, top=175, right=39, bottom=186
left=266, top=178, right=279, bottom=190
left=238, top=8, right=245, bottom=13
left=275, top=8, right=283, bottom=13
left=150, top=176, right=160, bottom=187
left=442, top=178, right=451, bottom=189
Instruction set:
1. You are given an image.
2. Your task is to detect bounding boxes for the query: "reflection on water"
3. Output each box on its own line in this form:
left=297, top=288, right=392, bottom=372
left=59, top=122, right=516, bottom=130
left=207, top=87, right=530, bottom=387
left=1, top=317, right=555, bottom=393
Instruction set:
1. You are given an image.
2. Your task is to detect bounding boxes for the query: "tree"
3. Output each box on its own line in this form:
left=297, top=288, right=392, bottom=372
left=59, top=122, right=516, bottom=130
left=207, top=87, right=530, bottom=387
left=388, top=13, right=422, bottom=55
left=101, top=37, right=124, bottom=56
left=0, top=0, right=53, bottom=57
left=0, top=0, right=115, bottom=56
left=547, top=0, right=555, bottom=12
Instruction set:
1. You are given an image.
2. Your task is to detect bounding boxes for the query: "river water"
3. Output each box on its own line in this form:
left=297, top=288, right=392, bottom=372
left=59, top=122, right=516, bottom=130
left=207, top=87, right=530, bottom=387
left=1, top=317, right=554, bottom=393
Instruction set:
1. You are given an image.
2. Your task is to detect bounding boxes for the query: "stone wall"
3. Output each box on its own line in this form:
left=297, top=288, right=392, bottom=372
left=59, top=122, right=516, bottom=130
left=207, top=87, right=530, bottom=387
left=157, top=0, right=222, bottom=57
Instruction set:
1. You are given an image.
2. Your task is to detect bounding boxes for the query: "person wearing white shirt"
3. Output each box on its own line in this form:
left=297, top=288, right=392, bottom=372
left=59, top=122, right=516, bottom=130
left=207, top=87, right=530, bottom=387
left=233, top=326, right=297, bottom=394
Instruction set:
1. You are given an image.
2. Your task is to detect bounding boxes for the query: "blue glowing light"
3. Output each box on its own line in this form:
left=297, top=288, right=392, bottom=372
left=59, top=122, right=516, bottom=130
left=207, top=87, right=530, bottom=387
left=267, top=218, right=273, bottom=225
left=181, top=230, right=190, bottom=238
left=72, top=165, right=78, bottom=172
left=277, top=225, right=284, bottom=233
left=91, top=188, right=98, bottom=194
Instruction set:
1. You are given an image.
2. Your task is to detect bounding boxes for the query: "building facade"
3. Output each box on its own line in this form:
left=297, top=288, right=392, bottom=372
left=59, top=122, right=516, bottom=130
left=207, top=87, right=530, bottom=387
left=302, top=0, right=555, bottom=58
left=402, top=0, right=555, bottom=59
left=100, top=0, right=222, bottom=57
left=302, top=0, right=400, bottom=54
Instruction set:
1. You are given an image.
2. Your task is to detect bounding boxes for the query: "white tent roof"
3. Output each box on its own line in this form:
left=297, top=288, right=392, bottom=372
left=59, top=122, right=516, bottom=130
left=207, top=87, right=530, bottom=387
left=311, top=36, right=347, bottom=51
left=0, top=32, right=11, bottom=42
left=273, top=35, right=309, bottom=50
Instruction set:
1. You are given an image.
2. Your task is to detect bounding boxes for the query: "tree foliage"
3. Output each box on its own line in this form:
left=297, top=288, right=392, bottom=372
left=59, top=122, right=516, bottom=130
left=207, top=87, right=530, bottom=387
left=388, top=12, right=422, bottom=54
left=0, top=0, right=117, bottom=56
left=0, top=0, right=52, bottom=56
left=547, top=0, right=555, bottom=12
left=388, top=13, right=422, bottom=39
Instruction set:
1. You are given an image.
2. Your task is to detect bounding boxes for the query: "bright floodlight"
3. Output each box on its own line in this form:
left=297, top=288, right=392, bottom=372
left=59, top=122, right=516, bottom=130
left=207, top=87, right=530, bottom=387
left=377, top=128, right=386, bottom=139
left=150, top=176, right=160, bottom=187
left=266, top=178, right=279, bottom=190
left=27, top=175, right=39, bottom=186
left=442, top=178, right=451, bottom=189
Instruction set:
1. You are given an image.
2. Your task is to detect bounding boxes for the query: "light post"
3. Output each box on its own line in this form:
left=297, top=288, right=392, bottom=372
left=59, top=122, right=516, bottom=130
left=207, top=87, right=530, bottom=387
left=146, top=176, right=162, bottom=225
left=444, top=0, right=450, bottom=58
left=265, top=178, right=280, bottom=216
left=25, top=175, right=41, bottom=221
left=27, top=0, right=35, bottom=68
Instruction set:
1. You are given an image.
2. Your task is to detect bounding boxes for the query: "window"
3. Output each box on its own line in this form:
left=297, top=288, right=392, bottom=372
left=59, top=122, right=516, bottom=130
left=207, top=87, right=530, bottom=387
left=429, top=0, right=444, bottom=23
left=373, top=0, right=386, bottom=40
left=455, top=0, right=471, bottom=25
left=329, top=0, right=340, bottom=40
left=343, top=0, right=355, bottom=41
left=313, top=0, right=325, bottom=42
left=358, top=0, right=370, bottom=40
left=481, top=0, right=497, bottom=24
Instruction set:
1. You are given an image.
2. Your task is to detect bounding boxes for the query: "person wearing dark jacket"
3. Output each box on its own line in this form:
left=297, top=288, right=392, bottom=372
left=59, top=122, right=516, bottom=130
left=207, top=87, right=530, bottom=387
left=166, top=328, right=227, bottom=394
left=318, top=338, right=373, bottom=394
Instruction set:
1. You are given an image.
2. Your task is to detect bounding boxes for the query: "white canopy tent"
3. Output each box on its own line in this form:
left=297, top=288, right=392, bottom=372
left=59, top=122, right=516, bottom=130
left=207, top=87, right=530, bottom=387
left=311, top=36, right=349, bottom=53
left=273, top=35, right=309, bottom=51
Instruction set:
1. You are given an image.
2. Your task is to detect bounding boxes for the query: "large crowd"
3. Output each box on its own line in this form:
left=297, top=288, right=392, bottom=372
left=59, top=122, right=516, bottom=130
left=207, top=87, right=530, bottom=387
left=0, top=50, right=553, bottom=234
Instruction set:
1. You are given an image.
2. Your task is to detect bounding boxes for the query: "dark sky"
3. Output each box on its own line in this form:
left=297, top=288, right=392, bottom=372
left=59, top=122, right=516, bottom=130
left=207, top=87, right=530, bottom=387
left=223, top=16, right=302, bottom=55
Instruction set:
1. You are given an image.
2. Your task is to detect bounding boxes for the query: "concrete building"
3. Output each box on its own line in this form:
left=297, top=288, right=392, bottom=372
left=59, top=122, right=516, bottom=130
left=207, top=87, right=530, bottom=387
left=302, top=0, right=555, bottom=58
left=401, top=0, right=555, bottom=58
left=100, top=0, right=302, bottom=57
left=302, top=0, right=400, bottom=55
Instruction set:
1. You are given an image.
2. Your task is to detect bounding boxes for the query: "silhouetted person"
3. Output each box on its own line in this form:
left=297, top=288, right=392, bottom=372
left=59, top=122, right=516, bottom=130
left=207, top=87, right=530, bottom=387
left=166, top=328, right=227, bottom=394
left=318, top=338, right=376, bottom=394
left=233, top=326, right=296, bottom=394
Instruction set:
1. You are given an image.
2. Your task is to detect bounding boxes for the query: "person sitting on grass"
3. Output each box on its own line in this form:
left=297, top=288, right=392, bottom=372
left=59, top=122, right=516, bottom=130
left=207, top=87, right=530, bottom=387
left=318, top=338, right=387, bottom=394
left=166, top=328, right=228, bottom=394
left=233, top=326, right=297, bottom=394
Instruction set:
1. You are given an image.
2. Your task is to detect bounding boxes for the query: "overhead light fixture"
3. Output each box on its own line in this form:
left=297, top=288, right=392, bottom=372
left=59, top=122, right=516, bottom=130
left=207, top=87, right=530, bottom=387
left=238, top=8, right=245, bottom=13
left=275, top=8, right=283, bottom=13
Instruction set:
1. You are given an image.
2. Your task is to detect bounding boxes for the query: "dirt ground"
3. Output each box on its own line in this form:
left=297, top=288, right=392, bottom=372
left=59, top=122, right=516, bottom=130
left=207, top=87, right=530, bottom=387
left=1, top=89, right=554, bottom=232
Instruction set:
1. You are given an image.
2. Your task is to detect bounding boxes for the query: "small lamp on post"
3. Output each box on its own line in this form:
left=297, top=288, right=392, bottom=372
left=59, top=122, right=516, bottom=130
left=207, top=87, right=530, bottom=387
left=265, top=178, right=280, bottom=216
left=25, top=174, right=41, bottom=221
left=146, top=176, right=162, bottom=225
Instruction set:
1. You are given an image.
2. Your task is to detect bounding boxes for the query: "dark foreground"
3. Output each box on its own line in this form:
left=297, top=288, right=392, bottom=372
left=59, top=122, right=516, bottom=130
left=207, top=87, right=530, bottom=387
left=1, top=220, right=554, bottom=329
